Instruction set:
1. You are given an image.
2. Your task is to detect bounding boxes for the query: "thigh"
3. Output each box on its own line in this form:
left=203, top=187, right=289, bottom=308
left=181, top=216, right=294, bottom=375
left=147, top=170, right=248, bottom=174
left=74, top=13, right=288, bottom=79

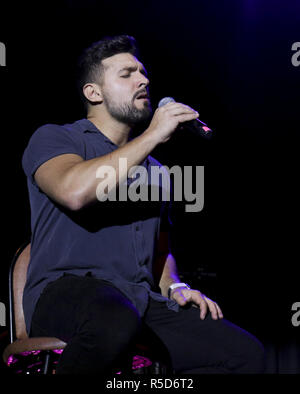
left=144, top=298, right=263, bottom=373
left=30, top=274, right=139, bottom=342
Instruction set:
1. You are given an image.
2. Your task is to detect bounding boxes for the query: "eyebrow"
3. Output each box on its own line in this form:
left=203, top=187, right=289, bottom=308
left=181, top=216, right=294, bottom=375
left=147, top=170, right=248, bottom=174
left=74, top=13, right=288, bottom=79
left=118, top=65, right=148, bottom=76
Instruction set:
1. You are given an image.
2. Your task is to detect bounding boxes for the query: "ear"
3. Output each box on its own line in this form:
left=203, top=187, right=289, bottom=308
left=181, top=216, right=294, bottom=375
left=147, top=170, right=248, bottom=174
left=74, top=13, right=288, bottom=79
left=82, top=83, right=103, bottom=104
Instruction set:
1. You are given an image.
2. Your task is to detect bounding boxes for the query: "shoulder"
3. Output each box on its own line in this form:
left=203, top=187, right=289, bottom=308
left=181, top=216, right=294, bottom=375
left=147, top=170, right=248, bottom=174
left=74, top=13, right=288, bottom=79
left=22, top=120, right=86, bottom=177
left=30, top=120, right=83, bottom=141
left=23, top=120, right=86, bottom=156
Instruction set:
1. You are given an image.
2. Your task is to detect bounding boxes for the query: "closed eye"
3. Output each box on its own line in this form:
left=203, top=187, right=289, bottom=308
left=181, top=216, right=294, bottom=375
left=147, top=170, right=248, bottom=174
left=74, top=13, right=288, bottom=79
left=118, top=65, right=148, bottom=79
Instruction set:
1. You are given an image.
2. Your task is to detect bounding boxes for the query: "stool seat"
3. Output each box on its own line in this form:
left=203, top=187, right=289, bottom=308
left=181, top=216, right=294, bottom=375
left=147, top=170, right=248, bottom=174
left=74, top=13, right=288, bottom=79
left=3, top=337, right=66, bottom=365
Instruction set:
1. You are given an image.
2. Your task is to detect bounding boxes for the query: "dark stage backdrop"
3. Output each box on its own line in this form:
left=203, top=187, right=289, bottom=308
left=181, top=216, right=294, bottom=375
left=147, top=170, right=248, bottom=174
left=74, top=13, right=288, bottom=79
left=0, top=0, right=299, bottom=375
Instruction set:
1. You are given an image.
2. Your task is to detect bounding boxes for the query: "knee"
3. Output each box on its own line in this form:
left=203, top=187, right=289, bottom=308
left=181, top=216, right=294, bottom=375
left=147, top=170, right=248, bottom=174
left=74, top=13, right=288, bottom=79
left=246, top=338, right=265, bottom=373
left=112, top=302, right=142, bottom=344
left=234, top=336, right=265, bottom=374
left=80, top=297, right=141, bottom=346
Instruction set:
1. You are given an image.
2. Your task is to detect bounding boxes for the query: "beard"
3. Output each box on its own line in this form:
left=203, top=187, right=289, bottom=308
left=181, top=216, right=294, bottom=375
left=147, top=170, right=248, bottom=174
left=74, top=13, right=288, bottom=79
left=102, top=90, right=153, bottom=126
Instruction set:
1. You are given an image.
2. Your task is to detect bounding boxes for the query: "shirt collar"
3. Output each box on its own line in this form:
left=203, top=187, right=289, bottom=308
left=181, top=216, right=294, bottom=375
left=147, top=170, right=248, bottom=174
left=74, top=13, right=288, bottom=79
left=78, top=118, right=117, bottom=147
left=77, top=118, right=149, bottom=167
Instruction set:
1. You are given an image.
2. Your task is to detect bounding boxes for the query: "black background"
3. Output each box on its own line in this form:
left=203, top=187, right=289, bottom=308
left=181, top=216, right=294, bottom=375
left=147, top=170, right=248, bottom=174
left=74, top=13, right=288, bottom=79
left=0, top=0, right=299, bottom=374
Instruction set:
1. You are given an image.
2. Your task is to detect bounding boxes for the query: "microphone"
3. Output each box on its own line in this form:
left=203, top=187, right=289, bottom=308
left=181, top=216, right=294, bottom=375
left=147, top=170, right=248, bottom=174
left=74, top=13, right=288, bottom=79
left=158, top=97, right=213, bottom=139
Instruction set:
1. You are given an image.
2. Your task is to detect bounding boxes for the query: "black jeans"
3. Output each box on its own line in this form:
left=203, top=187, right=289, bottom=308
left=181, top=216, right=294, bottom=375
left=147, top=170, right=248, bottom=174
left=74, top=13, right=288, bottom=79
left=30, top=274, right=265, bottom=374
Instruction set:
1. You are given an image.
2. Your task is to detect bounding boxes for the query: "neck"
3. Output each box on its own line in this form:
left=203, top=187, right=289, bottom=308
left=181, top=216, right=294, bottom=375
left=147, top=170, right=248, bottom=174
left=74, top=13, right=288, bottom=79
left=87, top=110, right=132, bottom=147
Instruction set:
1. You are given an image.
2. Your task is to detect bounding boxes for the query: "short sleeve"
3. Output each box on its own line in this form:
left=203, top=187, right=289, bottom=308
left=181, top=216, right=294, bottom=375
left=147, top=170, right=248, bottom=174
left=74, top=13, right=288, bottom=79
left=22, top=124, right=84, bottom=185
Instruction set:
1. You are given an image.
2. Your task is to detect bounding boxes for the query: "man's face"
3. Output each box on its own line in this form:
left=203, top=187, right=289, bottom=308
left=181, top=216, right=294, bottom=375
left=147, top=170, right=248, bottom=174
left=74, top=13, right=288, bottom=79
left=99, top=53, right=152, bottom=125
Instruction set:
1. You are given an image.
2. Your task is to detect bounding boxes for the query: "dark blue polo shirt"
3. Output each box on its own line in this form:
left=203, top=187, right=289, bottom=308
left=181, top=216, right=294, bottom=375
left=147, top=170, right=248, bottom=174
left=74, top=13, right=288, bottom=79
left=22, top=118, right=179, bottom=333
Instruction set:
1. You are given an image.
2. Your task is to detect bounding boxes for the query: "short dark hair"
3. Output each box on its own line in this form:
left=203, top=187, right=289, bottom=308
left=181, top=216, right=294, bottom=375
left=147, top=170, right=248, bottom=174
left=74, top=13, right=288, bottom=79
left=76, top=35, right=139, bottom=108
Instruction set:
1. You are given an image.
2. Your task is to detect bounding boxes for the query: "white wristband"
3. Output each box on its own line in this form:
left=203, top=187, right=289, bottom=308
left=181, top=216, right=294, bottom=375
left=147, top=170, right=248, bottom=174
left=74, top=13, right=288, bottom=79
left=168, top=282, right=190, bottom=299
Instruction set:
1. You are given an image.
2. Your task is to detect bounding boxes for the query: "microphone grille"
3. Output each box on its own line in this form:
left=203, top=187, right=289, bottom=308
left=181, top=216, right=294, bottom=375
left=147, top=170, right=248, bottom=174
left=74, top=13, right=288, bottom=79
left=158, top=97, right=175, bottom=108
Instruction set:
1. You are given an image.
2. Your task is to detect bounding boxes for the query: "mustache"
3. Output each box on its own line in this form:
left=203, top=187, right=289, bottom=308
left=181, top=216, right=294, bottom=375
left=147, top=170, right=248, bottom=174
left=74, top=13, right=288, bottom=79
left=133, top=88, right=150, bottom=101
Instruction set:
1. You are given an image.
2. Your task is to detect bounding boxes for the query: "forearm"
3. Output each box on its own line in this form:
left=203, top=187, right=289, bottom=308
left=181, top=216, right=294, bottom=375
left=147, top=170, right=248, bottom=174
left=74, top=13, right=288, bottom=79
left=158, top=253, right=181, bottom=298
left=35, top=102, right=199, bottom=210
left=58, top=128, right=158, bottom=209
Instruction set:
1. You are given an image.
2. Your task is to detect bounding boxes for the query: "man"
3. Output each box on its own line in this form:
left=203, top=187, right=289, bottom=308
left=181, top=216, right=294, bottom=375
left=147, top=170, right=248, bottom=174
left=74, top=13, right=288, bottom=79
left=22, top=35, right=265, bottom=374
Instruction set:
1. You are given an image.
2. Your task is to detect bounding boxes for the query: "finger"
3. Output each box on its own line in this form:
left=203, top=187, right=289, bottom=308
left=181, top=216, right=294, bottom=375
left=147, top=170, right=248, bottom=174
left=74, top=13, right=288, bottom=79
left=205, top=297, right=219, bottom=320
left=215, top=303, right=224, bottom=319
left=204, top=297, right=223, bottom=320
left=199, top=297, right=208, bottom=320
left=163, top=102, right=195, bottom=110
left=188, top=291, right=208, bottom=320
left=177, top=112, right=199, bottom=124
left=163, top=102, right=198, bottom=116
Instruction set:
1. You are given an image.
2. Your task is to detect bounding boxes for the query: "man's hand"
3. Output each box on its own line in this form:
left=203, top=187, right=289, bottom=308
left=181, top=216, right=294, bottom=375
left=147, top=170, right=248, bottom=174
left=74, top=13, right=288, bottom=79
left=170, top=287, right=224, bottom=320
left=145, top=102, right=199, bottom=144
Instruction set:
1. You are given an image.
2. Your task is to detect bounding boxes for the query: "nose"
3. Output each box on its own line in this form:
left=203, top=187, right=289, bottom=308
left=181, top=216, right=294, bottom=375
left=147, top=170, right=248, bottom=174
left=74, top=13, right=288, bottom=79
left=138, top=73, right=149, bottom=88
